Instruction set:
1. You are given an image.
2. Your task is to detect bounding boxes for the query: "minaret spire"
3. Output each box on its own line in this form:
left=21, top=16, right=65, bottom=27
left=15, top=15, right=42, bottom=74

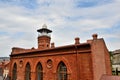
left=37, top=24, right=52, bottom=49
left=42, top=24, right=47, bottom=28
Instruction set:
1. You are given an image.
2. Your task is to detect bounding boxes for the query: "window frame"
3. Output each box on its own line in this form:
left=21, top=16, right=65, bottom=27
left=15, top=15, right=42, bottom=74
left=57, top=62, right=68, bottom=80
left=36, top=62, right=43, bottom=80
left=12, top=63, right=17, bottom=80
left=25, top=63, right=31, bottom=80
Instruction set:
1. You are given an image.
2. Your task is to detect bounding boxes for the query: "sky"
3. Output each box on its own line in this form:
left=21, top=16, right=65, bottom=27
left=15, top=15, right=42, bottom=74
left=0, top=0, right=120, bottom=57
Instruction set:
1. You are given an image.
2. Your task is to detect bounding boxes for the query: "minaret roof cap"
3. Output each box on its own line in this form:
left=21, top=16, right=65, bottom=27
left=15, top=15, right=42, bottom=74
left=37, top=24, right=52, bottom=33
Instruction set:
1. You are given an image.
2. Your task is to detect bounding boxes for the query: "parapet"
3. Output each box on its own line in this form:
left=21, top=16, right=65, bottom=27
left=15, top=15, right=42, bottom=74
left=11, top=47, right=36, bottom=54
left=11, top=47, right=26, bottom=54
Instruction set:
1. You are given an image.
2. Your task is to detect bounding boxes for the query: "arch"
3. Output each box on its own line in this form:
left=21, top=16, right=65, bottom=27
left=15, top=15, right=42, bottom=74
left=25, top=62, right=31, bottom=80
left=54, top=57, right=72, bottom=74
left=12, top=63, right=17, bottom=80
left=57, top=61, right=68, bottom=80
left=33, top=60, right=44, bottom=72
left=23, top=60, right=32, bottom=69
left=36, top=62, right=43, bottom=80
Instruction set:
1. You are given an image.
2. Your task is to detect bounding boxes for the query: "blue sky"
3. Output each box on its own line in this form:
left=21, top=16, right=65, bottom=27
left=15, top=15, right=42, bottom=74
left=0, top=0, right=120, bottom=57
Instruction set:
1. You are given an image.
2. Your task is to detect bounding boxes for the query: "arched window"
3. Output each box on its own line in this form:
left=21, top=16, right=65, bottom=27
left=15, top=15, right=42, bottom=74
left=57, top=62, right=67, bottom=80
left=36, top=62, right=43, bottom=80
left=12, top=63, right=17, bottom=80
left=25, top=63, right=31, bottom=80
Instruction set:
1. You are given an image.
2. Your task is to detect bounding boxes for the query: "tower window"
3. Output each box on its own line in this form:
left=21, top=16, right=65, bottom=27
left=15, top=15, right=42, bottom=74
left=47, top=44, right=49, bottom=47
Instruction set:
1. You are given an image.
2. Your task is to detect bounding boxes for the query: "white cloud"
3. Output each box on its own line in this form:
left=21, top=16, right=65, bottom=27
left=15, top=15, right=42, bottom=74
left=0, top=0, right=120, bottom=57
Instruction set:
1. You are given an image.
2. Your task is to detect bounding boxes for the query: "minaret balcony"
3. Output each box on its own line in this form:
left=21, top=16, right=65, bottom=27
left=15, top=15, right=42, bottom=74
left=38, top=33, right=51, bottom=37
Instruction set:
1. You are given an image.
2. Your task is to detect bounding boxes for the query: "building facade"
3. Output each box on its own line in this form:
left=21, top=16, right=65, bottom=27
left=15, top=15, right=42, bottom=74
left=9, top=24, right=112, bottom=80
left=111, top=49, right=120, bottom=75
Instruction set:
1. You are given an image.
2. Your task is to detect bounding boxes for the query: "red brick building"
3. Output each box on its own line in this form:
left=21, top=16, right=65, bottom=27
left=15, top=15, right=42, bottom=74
left=9, top=24, right=112, bottom=80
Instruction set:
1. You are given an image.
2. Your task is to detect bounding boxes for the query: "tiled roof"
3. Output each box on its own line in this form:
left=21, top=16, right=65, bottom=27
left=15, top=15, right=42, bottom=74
left=100, top=75, right=120, bottom=80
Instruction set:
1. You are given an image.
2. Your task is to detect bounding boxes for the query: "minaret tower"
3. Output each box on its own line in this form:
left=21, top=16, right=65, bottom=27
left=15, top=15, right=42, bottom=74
left=37, top=24, right=52, bottom=49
